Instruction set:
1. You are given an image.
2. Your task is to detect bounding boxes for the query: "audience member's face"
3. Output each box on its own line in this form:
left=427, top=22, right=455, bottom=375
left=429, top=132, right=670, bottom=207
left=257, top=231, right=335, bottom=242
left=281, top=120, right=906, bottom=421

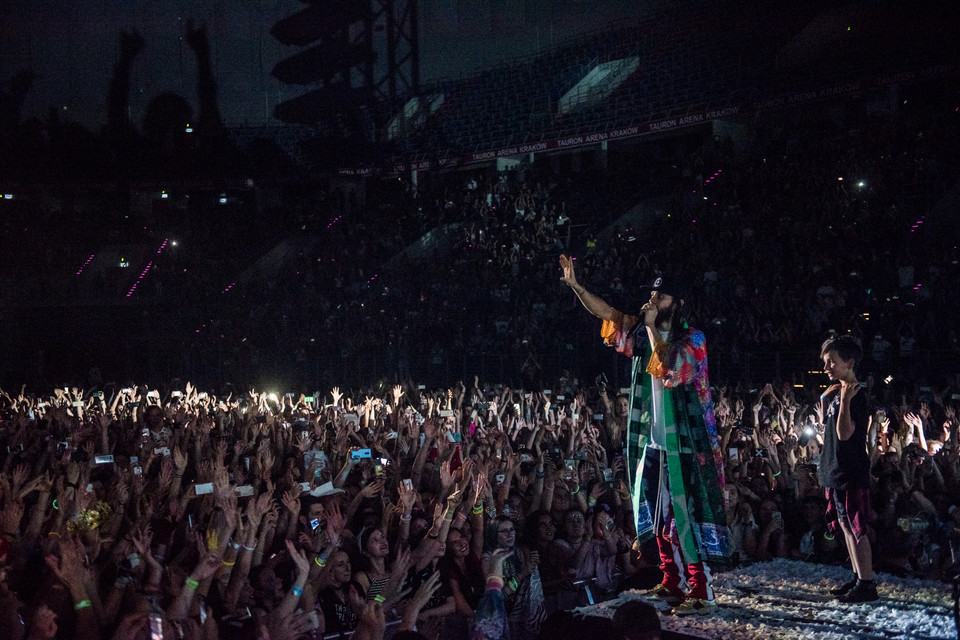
left=329, top=550, right=351, bottom=586
left=420, top=536, right=446, bottom=561
left=724, top=485, right=739, bottom=509
left=593, top=512, right=613, bottom=538
left=145, top=407, right=163, bottom=429
left=615, top=397, right=629, bottom=417
left=906, top=449, right=924, bottom=466
left=798, top=500, right=822, bottom=525
left=507, top=495, right=523, bottom=522
left=758, top=499, right=779, bottom=524
left=411, top=517, right=429, bottom=540
left=536, top=515, right=556, bottom=543
left=448, top=529, right=470, bottom=558
left=308, top=503, right=326, bottom=521
left=365, top=529, right=389, bottom=558
left=564, top=511, right=585, bottom=539
left=496, top=521, right=517, bottom=549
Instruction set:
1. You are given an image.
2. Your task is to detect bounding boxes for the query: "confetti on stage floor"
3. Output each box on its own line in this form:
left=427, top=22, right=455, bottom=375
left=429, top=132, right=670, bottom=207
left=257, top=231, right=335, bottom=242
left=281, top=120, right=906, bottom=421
left=577, top=559, right=956, bottom=639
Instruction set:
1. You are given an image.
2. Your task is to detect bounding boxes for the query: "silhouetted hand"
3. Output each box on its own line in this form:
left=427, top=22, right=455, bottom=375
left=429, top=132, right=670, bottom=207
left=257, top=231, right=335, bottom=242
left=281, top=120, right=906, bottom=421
left=119, top=30, right=144, bottom=60
left=185, top=21, right=210, bottom=58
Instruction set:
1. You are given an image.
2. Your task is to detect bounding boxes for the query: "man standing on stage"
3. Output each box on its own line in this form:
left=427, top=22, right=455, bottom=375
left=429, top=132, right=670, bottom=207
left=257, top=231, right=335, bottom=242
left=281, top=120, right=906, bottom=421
left=559, top=255, right=727, bottom=615
left=819, top=335, right=878, bottom=602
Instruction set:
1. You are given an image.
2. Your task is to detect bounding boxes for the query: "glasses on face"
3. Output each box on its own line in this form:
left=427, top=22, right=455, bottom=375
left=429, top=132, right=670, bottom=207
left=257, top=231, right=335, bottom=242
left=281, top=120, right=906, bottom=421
left=498, top=527, right=516, bottom=534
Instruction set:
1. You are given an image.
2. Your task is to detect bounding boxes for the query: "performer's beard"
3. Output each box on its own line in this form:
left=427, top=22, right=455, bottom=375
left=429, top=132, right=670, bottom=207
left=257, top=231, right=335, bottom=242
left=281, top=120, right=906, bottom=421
left=656, top=301, right=681, bottom=330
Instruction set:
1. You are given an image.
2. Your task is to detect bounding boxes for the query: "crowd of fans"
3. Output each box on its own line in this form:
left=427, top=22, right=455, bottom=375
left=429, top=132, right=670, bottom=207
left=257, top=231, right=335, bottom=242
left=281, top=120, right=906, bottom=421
left=0, top=371, right=957, bottom=640
left=174, top=158, right=645, bottom=386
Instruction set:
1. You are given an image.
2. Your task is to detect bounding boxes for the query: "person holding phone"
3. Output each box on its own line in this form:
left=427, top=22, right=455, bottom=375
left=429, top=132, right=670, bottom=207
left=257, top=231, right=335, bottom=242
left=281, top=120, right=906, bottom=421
left=480, top=516, right=542, bottom=637
left=560, top=256, right=727, bottom=615
left=818, top=335, right=878, bottom=602
left=754, top=498, right=789, bottom=561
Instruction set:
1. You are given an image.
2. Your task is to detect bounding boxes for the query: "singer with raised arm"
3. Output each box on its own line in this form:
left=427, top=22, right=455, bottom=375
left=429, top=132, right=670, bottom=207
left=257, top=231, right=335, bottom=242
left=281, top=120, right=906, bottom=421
left=559, top=255, right=727, bottom=615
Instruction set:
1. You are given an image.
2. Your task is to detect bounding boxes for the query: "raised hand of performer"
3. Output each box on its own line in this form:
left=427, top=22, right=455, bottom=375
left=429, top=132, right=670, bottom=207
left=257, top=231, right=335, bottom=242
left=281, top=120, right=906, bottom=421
left=559, top=255, right=578, bottom=288
left=560, top=255, right=614, bottom=321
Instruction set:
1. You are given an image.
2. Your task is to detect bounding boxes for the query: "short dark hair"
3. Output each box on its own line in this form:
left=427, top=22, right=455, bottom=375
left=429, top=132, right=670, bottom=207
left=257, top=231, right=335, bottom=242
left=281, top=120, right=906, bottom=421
left=612, top=600, right=661, bottom=640
left=820, top=334, right=862, bottom=366
left=538, top=611, right=614, bottom=640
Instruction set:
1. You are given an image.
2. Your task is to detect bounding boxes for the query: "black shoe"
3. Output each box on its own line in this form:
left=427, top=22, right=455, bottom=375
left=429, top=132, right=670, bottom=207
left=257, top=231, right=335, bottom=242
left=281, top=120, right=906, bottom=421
left=829, top=578, right=858, bottom=596
left=838, top=581, right=878, bottom=603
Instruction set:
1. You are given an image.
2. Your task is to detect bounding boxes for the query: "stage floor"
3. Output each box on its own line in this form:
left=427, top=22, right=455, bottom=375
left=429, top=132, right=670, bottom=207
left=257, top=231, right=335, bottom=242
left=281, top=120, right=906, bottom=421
left=577, top=559, right=956, bottom=639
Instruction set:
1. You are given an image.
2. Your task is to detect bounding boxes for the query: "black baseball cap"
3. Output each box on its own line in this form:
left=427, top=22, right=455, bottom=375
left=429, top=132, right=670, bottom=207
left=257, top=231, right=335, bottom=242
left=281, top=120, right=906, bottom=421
left=646, top=274, right=688, bottom=300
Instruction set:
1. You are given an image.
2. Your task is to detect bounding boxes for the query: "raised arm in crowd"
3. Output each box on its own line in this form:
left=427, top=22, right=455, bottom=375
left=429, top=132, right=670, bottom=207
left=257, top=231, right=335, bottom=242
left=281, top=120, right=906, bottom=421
left=0, top=373, right=956, bottom=640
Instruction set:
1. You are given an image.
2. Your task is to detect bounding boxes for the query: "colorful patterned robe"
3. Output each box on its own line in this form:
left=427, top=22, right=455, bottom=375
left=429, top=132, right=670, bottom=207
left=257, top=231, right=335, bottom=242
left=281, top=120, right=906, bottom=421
left=601, top=311, right=729, bottom=567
